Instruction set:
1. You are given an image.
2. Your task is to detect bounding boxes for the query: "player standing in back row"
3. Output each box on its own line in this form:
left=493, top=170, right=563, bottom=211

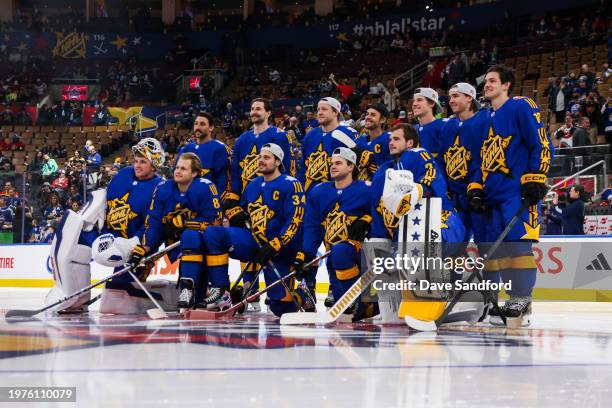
left=468, top=65, right=553, bottom=327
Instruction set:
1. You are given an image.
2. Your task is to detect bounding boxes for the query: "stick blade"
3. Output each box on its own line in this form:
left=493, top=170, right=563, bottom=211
left=4, top=309, right=41, bottom=321
left=404, top=315, right=439, bottom=332
left=280, top=311, right=332, bottom=325
left=146, top=308, right=168, bottom=320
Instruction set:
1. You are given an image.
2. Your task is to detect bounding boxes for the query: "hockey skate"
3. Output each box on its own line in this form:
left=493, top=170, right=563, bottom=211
left=203, top=287, right=232, bottom=311
left=177, top=278, right=195, bottom=310
left=490, top=296, right=532, bottom=328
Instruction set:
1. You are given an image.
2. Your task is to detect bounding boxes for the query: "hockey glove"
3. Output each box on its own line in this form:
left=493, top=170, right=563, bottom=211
left=128, top=245, right=150, bottom=281
left=521, top=173, right=548, bottom=206
left=227, top=207, right=248, bottom=228
left=255, top=240, right=279, bottom=265
left=162, top=214, right=185, bottom=241
left=467, top=182, right=487, bottom=214
left=292, top=251, right=315, bottom=280
left=348, top=216, right=371, bottom=241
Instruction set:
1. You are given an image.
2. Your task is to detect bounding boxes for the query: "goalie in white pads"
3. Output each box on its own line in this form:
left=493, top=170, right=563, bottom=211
left=45, top=138, right=178, bottom=314
left=369, top=124, right=476, bottom=325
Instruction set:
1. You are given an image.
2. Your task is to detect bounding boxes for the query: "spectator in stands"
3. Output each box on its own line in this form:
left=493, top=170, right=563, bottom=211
left=37, top=104, right=51, bottom=126
left=70, top=201, right=80, bottom=213
left=86, top=146, right=102, bottom=168
left=562, top=184, right=586, bottom=235
left=68, top=184, right=82, bottom=206
left=69, top=102, right=83, bottom=125
left=545, top=192, right=563, bottom=235
left=41, top=222, right=56, bottom=243
left=421, top=64, right=437, bottom=88
left=392, top=110, right=408, bottom=125
left=52, top=141, right=67, bottom=158
left=82, top=140, right=94, bottom=157
left=300, top=110, right=318, bottom=135
left=51, top=169, right=69, bottom=191
left=572, top=117, right=592, bottom=147
left=42, top=193, right=64, bottom=225
left=554, top=114, right=576, bottom=147
left=68, top=150, right=86, bottom=168
left=329, top=74, right=356, bottom=107
left=0, top=136, right=12, bottom=151
left=93, top=102, right=111, bottom=126
left=390, top=32, right=404, bottom=50
left=547, top=77, right=571, bottom=123
left=269, top=68, right=281, bottom=84
left=0, top=196, right=13, bottom=233
left=1, top=161, right=14, bottom=174
left=41, top=153, right=58, bottom=182
left=318, top=76, right=333, bottom=94
left=34, top=78, right=47, bottom=97
left=53, top=100, right=71, bottom=125
left=603, top=96, right=612, bottom=146
left=580, top=64, right=596, bottom=89
left=286, top=116, right=302, bottom=142
left=448, top=54, right=466, bottom=85
left=11, top=135, right=24, bottom=151
left=28, top=218, right=42, bottom=243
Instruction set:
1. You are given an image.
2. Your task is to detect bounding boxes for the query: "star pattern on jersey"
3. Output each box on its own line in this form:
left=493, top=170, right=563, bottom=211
left=412, top=216, right=421, bottom=226
left=444, top=134, right=471, bottom=181
left=304, top=143, right=330, bottom=190
left=323, top=202, right=357, bottom=245
left=481, top=127, right=512, bottom=182
left=411, top=232, right=420, bottom=241
left=247, top=196, right=275, bottom=240
left=241, top=145, right=261, bottom=192
left=106, top=192, right=138, bottom=238
left=411, top=247, right=420, bottom=257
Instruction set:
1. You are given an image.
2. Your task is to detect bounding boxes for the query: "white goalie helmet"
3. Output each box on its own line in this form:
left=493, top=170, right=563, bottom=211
left=92, top=233, right=140, bottom=267
left=132, top=137, right=165, bottom=169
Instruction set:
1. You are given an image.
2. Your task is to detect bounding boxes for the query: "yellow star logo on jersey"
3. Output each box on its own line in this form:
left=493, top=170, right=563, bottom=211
left=241, top=145, right=260, bottom=192
left=111, top=35, right=128, bottom=50
left=304, top=144, right=330, bottom=190
left=323, top=202, right=357, bottom=246
left=106, top=193, right=138, bottom=238
left=444, top=135, right=471, bottom=181
left=247, top=196, right=275, bottom=239
left=377, top=201, right=400, bottom=238
left=481, top=127, right=512, bottom=182
left=521, top=205, right=540, bottom=240
left=200, top=168, right=211, bottom=177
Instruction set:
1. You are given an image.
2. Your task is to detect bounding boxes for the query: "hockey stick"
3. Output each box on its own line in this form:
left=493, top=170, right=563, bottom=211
left=230, top=261, right=252, bottom=292
left=4, top=241, right=180, bottom=321
left=280, top=247, right=390, bottom=325
left=267, top=260, right=303, bottom=311
left=126, top=270, right=168, bottom=320
left=183, top=251, right=330, bottom=320
left=404, top=201, right=530, bottom=331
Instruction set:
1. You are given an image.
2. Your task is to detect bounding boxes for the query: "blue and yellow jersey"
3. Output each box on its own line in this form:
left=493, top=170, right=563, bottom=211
left=370, top=148, right=452, bottom=240
left=228, top=126, right=294, bottom=199
left=300, top=118, right=319, bottom=136
left=241, top=174, right=304, bottom=253
left=302, top=180, right=371, bottom=258
left=414, top=118, right=446, bottom=160
left=475, top=97, right=553, bottom=205
left=143, top=178, right=222, bottom=250
left=105, top=166, right=161, bottom=239
left=439, top=110, right=489, bottom=211
left=176, top=139, right=231, bottom=200
left=298, top=124, right=360, bottom=191
left=355, top=130, right=391, bottom=180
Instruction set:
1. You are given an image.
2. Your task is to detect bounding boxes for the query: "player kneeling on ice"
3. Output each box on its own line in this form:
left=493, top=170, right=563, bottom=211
left=46, top=138, right=178, bottom=314
left=294, top=147, right=375, bottom=321
left=370, top=124, right=479, bottom=326
left=202, top=143, right=313, bottom=317
left=130, top=152, right=223, bottom=311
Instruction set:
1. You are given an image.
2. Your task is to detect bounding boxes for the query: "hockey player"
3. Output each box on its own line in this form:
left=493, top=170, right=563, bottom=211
left=46, top=138, right=173, bottom=314
left=356, top=103, right=392, bottom=179
left=176, top=111, right=231, bottom=200
left=295, top=147, right=373, bottom=319
left=298, top=97, right=368, bottom=192
left=225, top=98, right=294, bottom=213
left=132, top=152, right=223, bottom=309
left=438, top=83, right=489, bottom=242
left=467, top=65, right=553, bottom=326
left=412, top=87, right=446, bottom=163
left=201, top=143, right=312, bottom=316
left=370, top=124, right=464, bottom=244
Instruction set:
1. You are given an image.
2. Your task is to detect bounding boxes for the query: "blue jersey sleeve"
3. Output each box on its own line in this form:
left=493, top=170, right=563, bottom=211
left=213, top=143, right=231, bottom=200
left=302, top=185, right=324, bottom=258
left=193, top=179, right=223, bottom=225
left=143, top=184, right=165, bottom=250
left=228, top=137, right=243, bottom=200
left=273, top=179, right=304, bottom=250
left=515, top=98, right=553, bottom=175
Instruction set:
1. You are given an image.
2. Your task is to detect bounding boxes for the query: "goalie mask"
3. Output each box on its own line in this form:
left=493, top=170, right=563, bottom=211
left=92, top=233, right=140, bottom=267
left=132, top=137, right=165, bottom=169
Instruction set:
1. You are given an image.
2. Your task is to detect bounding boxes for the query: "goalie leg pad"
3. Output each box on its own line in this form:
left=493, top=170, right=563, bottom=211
left=100, top=280, right=179, bottom=314
left=45, top=211, right=95, bottom=311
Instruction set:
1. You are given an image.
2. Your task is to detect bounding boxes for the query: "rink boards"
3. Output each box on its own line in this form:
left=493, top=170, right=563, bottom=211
left=0, top=237, right=611, bottom=301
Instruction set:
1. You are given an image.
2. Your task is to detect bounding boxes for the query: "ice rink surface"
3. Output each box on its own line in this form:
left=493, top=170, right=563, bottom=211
left=1, top=288, right=612, bottom=408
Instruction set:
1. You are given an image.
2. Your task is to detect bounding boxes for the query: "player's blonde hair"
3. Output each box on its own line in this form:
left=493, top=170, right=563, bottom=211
left=177, top=152, right=202, bottom=175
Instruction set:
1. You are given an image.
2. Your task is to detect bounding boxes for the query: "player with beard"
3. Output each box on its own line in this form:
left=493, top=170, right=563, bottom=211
left=202, top=144, right=313, bottom=316
left=224, top=99, right=295, bottom=309
left=176, top=111, right=231, bottom=199
left=356, top=103, right=392, bottom=179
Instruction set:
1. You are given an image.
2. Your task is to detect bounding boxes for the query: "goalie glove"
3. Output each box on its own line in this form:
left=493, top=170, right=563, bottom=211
left=520, top=173, right=547, bottom=206
left=162, top=213, right=185, bottom=241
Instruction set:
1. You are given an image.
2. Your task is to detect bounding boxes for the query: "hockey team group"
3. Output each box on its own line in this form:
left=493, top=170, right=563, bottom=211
left=40, top=64, right=553, bottom=330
